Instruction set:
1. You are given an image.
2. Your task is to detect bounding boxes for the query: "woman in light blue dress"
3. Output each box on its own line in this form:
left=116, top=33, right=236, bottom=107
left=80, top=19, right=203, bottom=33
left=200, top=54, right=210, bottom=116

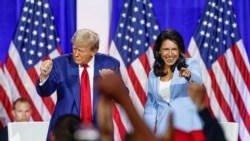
left=143, top=29, right=204, bottom=137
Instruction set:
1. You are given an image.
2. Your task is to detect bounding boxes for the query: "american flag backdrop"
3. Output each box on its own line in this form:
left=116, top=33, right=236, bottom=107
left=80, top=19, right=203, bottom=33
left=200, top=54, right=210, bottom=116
left=0, top=0, right=61, bottom=125
left=109, top=0, right=160, bottom=140
left=188, top=0, right=250, bottom=140
left=0, top=61, right=13, bottom=128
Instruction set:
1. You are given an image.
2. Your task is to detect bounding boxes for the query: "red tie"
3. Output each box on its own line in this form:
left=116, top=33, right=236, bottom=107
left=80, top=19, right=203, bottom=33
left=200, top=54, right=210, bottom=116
left=80, top=64, right=92, bottom=123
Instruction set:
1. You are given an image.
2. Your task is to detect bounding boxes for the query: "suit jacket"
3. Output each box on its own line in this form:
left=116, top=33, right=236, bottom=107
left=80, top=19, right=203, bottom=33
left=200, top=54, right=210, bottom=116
left=0, top=126, right=8, bottom=141
left=36, top=53, right=120, bottom=141
left=199, top=108, right=226, bottom=141
left=143, top=58, right=204, bottom=137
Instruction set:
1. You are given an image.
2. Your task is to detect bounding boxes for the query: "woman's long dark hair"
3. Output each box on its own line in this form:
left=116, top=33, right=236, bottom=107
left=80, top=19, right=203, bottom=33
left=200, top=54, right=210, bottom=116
left=153, top=29, right=187, bottom=76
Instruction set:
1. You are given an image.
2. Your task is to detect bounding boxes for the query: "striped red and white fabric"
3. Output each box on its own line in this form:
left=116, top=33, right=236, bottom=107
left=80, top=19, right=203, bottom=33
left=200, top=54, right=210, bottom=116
left=2, top=0, right=61, bottom=124
left=109, top=0, right=160, bottom=140
left=188, top=0, right=250, bottom=140
left=0, top=61, right=13, bottom=128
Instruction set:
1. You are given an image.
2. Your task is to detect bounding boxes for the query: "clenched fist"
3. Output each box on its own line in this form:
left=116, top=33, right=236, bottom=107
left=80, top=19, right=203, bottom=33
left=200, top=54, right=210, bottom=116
left=40, top=60, right=53, bottom=82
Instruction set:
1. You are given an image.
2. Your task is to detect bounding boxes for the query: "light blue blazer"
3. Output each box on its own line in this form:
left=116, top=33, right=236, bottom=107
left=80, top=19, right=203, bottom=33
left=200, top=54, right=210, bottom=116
left=143, top=58, right=203, bottom=136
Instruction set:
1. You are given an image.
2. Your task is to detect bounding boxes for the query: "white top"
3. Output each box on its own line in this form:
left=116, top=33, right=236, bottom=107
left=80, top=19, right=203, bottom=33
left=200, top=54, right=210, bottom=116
left=159, top=79, right=172, bottom=102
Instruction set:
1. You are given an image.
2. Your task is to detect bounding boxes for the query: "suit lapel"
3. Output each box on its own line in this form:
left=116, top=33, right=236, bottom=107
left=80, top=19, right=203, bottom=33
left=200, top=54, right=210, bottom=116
left=68, top=57, right=81, bottom=113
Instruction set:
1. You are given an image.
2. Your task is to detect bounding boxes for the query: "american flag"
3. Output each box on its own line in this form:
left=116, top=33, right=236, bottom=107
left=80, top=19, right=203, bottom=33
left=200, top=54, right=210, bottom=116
left=188, top=0, right=250, bottom=140
left=109, top=0, right=160, bottom=140
left=1, top=0, right=61, bottom=125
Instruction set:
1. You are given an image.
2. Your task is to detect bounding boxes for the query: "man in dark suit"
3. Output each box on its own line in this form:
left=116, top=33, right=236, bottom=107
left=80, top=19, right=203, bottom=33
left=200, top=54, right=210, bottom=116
left=36, top=28, right=120, bottom=141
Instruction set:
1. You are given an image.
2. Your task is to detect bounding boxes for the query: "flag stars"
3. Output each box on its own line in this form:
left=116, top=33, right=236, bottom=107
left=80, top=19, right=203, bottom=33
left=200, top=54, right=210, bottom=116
left=147, top=13, right=152, bottom=17
left=209, top=55, right=213, bottom=60
left=22, top=48, right=27, bottom=52
left=31, top=40, right=36, bottom=45
left=223, top=40, right=226, bottom=45
left=219, top=8, right=223, bottom=12
left=154, top=25, right=159, bottom=30
left=231, top=33, right=235, bottom=38
left=41, top=33, right=45, bottom=38
left=21, top=17, right=27, bottom=22
left=32, top=30, right=38, bottom=35
left=20, top=26, right=25, bottom=31
left=44, top=3, right=49, bottom=8
left=24, top=38, right=28, bottom=43
left=36, top=10, right=40, bottom=15
left=148, top=3, right=153, bottom=8
left=136, top=40, right=141, bottom=45
left=208, top=23, right=212, bottom=28
left=127, top=58, right=131, bottom=63
left=129, top=38, right=133, bottom=43
left=217, top=28, right=221, bottom=32
left=39, top=42, right=44, bottom=47
left=203, top=21, right=207, bottom=26
left=153, top=35, right=157, bottom=40
left=206, top=33, right=210, bottom=38
left=125, top=35, right=129, bottom=40
left=49, top=35, right=54, bottom=40
left=145, top=43, right=148, bottom=47
left=50, top=25, right=54, bottom=30
left=117, top=33, right=122, bottom=38
left=214, top=47, right=218, bottom=52
left=27, top=19, right=31, bottom=23
left=43, top=13, right=48, bottom=18
left=225, top=20, right=229, bottom=25
left=209, top=12, right=214, bottom=18
left=27, top=60, right=33, bottom=65
left=47, top=44, right=52, bottom=50
left=203, top=43, right=208, bottom=48
left=34, top=21, right=39, bottom=26
left=23, top=7, right=28, bottom=12
left=120, top=23, right=124, bottom=28
left=140, top=20, right=145, bottom=25
left=130, top=27, right=135, bottom=32
left=123, top=45, right=128, bottom=50
left=29, top=49, right=35, bottom=55
left=17, top=36, right=22, bottom=41
left=37, top=1, right=42, bottom=6
left=128, top=48, right=132, bottom=52
left=37, top=52, right=42, bottom=57
left=218, top=17, right=222, bottom=22
left=138, top=30, right=143, bottom=35
left=200, top=31, right=205, bottom=36
left=122, top=13, right=126, bottom=18
left=232, top=23, right=237, bottom=28
left=223, top=30, right=227, bottom=35
left=216, top=37, right=220, bottom=42
left=131, top=17, right=136, bottom=22
left=29, top=9, right=33, bottom=14
left=205, top=11, right=210, bottom=16
left=124, top=3, right=128, bottom=8
left=134, top=7, right=139, bottom=12
left=211, top=2, right=216, bottom=7
left=42, top=23, right=46, bottom=28
left=134, top=49, right=139, bottom=55
left=146, top=22, right=151, bottom=27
